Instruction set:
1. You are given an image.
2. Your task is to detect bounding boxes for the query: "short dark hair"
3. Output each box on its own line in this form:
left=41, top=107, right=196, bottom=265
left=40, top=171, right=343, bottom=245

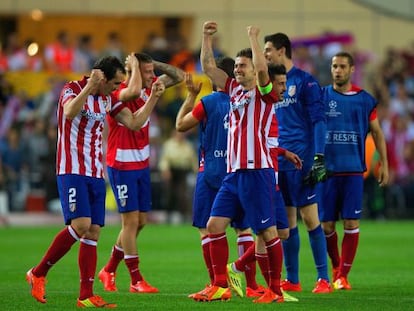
left=134, top=52, right=153, bottom=63
left=236, top=48, right=252, bottom=59
left=216, top=56, right=235, bottom=78
left=93, top=56, right=125, bottom=80
left=268, top=64, right=287, bottom=82
left=264, top=33, right=292, bottom=59
left=333, top=51, right=354, bottom=66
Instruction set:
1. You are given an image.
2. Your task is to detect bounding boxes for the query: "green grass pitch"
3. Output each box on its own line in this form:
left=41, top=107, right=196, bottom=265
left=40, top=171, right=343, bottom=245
left=1, top=220, right=413, bottom=310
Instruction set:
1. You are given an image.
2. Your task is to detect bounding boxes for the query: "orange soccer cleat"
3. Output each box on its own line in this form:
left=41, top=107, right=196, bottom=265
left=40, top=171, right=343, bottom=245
left=312, top=278, right=333, bottom=294
left=77, top=295, right=117, bottom=308
left=192, top=285, right=231, bottom=302
left=26, top=268, right=47, bottom=304
left=253, top=288, right=284, bottom=304
left=129, top=280, right=159, bottom=293
left=281, top=279, right=302, bottom=292
left=98, top=268, right=117, bottom=292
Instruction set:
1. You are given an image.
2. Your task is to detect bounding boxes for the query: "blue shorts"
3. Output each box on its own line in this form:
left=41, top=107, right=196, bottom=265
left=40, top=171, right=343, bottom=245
left=107, top=166, right=152, bottom=213
left=193, top=172, right=249, bottom=230
left=275, top=189, right=288, bottom=230
left=57, top=174, right=106, bottom=226
left=320, top=175, right=364, bottom=222
left=211, top=168, right=277, bottom=234
left=279, top=170, right=320, bottom=208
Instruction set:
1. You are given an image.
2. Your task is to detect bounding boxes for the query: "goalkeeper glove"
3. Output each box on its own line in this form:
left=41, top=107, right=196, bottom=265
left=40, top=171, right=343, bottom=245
left=303, top=154, right=328, bottom=186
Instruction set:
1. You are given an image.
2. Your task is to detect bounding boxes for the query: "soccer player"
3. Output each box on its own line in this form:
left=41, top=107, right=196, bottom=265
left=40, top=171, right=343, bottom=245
left=320, top=51, right=389, bottom=290
left=25, top=55, right=165, bottom=308
left=226, top=63, right=302, bottom=303
left=98, top=53, right=184, bottom=293
left=192, top=21, right=284, bottom=304
left=263, top=32, right=332, bottom=293
left=176, top=58, right=266, bottom=298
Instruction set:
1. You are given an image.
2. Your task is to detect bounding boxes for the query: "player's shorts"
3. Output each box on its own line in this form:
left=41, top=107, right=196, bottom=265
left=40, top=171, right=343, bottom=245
left=211, top=168, right=277, bottom=234
left=107, top=166, right=152, bottom=213
left=275, top=189, right=288, bottom=230
left=193, top=172, right=249, bottom=230
left=57, top=174, right=106, bottom=226
left=279, top=170, right=320, bottom=208
left=320, top=174, right=364, bottom=222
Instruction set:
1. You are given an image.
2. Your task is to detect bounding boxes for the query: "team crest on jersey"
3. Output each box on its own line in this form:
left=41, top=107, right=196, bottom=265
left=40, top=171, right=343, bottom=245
left=288, top=85, right=296, bottom=97
left=141, top=89, right=149, bottom=101
left=120, top=199, right=127, bottom=207
left=99, top=97, right=110, bottom=112
left=223, top=114, right=229, bottom=129
left=69, top=203, right=76, bottom=212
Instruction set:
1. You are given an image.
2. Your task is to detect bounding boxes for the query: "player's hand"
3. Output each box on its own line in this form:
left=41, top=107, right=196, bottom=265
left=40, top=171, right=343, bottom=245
left=151, top=80, right=165, bottom=97
left=125, top=52, right=139, bottom=71
left=88, top=69, right=105, bottom=93
left=203, top=21, right=218, bottom=35
left=247, top=25, right=260, bottom=37
left=185, top=73, right=202, bottom=97
left=303, top=154, right=329, bottom=186
left=284, top=150, right=303, bottom=170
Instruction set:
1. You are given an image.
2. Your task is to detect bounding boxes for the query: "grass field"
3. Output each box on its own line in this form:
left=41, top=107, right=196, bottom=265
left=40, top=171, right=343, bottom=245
left=1, top=220, right=413, bottom=310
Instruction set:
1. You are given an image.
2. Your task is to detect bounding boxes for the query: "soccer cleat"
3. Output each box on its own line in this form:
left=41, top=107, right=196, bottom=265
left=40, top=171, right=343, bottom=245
left=282, top=290, right=299, bottom=302
left=192, top=285, right=231, bottom=302
left=129, top=280, right=159, bottom=293
left=333, top=276, right=352, bottom=290
left=332, top=266, right=340, bottom=281
left=312, top=278, right=333, bottom=294
left=76, top=295, right=117, bottom=308
left=246, top=284, right=266, bottom=298
left=188, top=284, right=211, bottom=298
left=280, top=279, right=302, bottom=292
left=98, top=268, right=117, bottom=292
left=226, top=263, right=244, bottom=297
left=253, top=288, right=284, bottom=304
left=26, top=268, right=46, bottom=304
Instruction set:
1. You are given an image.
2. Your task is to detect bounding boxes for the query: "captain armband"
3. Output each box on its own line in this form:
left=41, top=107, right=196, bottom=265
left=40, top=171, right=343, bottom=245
left=258, top=82, right=273, bottom=95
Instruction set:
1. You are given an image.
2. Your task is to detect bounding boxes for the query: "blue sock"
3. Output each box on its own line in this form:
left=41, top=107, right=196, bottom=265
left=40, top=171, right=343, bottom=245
left=308, top=224, right=329, bottom=281
left=283, top=226, right=300, bottom=283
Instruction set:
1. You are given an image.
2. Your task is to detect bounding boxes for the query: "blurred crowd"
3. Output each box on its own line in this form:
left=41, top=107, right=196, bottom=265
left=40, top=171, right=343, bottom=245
left=0, top=30, right=413, bottom=220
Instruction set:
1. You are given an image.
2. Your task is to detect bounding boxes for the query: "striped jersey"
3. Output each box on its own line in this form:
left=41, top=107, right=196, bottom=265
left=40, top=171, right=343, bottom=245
left=56, top=76, right=124, bottom=178
left=106, top=82, right=151, bottom=170
left=224, top=78, right=278, bottom=172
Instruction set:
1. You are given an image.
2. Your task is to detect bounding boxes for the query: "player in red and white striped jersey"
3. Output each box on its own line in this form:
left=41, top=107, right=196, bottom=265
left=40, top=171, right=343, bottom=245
left=99, top=52, right=184, bottom=294
left=191, top=22, right=284, bottom=303
left=26, top=55, right=166, bottom=308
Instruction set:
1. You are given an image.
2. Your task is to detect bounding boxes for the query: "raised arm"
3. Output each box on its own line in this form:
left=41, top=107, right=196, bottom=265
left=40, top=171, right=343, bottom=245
left=115, top=80, right=165, bottom=131
left=63, top=69, right=103, bottom=119
left=201, top=21, right=228, bottom=89
left=154, top=60, right=185, bottom=88
left=176, top=73, right=202, bottom=132
left=118, top=53, right=141, bottom=101
left=247, top=25, right=269, bottom=87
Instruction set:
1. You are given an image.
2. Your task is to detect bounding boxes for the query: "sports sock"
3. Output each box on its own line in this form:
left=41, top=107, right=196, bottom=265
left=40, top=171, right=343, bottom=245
left=234, top=243, right=255, bottom=272
left=325, top=231, right=340, bottom=269
left=282, top=226, right=300, bottom=283
left=209, top=232, right=228, bottom=288
left=256, top=252, right=270, bottom=286
left=104, top=245, right=124, bottom=273
left=201, top=235, right=214, bottom=283
left=265, top=237, right=283, bottom=296
left=237, top=234, right=257, bottom=289
left=125, top=255, right=143, bottom=284
left=33, top=226, right=79, bottom=277
left=78, top=238, right=97, bottom=300
left=309, top=225, right=329, bottom=281
left=340, top=228, right=359, bottom=277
